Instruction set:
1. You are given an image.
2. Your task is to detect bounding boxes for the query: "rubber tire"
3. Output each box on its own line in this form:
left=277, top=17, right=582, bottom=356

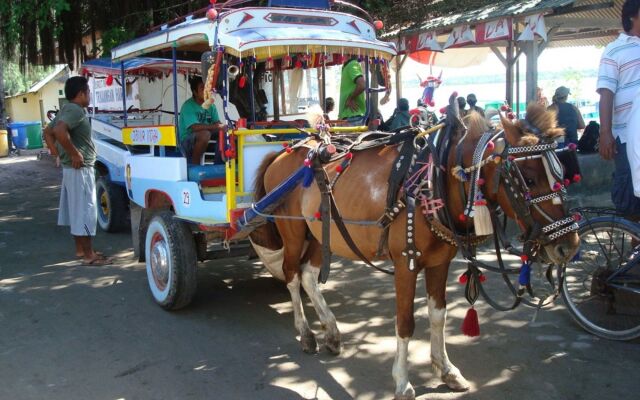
left=145, top=211, right=198, bottom=310
left=96, top=176, right=129, bottom=232
left=561, top=217, right=640, bottom=341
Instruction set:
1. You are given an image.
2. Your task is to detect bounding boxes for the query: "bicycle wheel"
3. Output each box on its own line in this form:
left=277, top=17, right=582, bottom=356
left=562, top=216, right=640, bottom=340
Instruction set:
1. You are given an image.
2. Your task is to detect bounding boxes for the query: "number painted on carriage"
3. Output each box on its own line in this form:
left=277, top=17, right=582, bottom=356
left=263, top=72, right=273, bottom=83
left=182, top=189, right=191, bottom=207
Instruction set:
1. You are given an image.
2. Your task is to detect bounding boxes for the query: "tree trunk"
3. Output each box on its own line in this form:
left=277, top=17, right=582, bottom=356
left=0, top=61, right=5, bottom=130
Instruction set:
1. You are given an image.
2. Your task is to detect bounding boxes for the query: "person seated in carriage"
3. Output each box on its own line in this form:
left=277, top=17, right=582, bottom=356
left=179, top=77, right=226, bottom=165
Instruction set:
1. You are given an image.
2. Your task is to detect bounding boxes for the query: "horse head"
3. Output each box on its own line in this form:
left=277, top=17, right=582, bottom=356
left=458, top=102, right=580, bottom=265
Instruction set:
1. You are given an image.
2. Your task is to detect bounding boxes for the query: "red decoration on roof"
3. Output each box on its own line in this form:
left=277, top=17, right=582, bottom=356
left=238, top=12, right=254, bottom=27
left=348, top=20, right=360, bottom=33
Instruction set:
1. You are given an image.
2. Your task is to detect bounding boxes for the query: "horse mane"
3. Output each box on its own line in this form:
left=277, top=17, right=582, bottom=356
left=521, top=103, right=565, bottom=139
left=464, top=111, right=490, bottom=138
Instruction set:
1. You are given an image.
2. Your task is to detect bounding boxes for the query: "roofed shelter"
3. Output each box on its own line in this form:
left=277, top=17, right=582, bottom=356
left=384, top=0, right=623, bottom=109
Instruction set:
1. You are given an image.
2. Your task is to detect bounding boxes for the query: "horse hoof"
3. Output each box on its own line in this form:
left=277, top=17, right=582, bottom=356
left=324, top=332, right=342, bottom=355
left=442, top=370, right=470, bottom=392
left=301, top=333, right=318, bottom=354
left=394, top=386, right=415, bottom=400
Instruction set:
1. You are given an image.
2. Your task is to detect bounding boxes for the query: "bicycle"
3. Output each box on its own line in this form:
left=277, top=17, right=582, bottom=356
left=563, top=207, right=640, bottom=340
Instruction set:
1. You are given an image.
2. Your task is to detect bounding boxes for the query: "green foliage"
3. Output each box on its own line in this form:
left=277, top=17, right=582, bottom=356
left=1, top=60, right=58, bottom=96
left=99, top=27, right=135, bottom=58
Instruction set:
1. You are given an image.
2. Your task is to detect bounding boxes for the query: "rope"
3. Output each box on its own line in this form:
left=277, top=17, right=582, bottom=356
left=250, top=204, right=380, bottom=226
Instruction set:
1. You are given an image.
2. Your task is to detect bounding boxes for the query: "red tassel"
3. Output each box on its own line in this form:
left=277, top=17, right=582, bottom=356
left=461, top=307, right=480, bottom=337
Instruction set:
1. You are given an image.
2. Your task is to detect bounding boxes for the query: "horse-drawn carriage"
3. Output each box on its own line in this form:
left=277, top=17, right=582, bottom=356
left=92, top=1, right=587, bottom=398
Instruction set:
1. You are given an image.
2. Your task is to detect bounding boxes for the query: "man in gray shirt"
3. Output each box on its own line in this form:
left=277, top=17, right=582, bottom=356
left=43, top=76, right=111, bottom=265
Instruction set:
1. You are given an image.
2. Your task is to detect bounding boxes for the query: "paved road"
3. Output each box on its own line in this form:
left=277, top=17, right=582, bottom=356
left=1, top=154, right=638, bottom=400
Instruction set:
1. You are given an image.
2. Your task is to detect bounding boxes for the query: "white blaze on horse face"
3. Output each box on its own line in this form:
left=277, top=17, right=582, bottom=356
left=392, top=327, right=414, bottom=399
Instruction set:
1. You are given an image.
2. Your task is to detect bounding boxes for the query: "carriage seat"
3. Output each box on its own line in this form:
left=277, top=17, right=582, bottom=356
left=187, top=164, right=226, bottom=187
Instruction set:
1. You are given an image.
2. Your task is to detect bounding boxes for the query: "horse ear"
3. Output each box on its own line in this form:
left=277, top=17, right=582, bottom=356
left=500, top=115, right=522, bottom=145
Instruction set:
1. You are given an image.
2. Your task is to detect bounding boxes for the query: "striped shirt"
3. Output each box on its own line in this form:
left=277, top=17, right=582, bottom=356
left=597, top=33, right=640, bottom=143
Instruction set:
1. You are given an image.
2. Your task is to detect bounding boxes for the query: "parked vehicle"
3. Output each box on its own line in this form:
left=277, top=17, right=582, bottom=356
left=97, top=1, right=394, bottom=309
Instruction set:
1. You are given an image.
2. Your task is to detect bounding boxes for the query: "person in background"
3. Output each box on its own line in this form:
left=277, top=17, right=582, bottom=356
left=179, top=77, right=226, bottom=165
left=536, top=86, right=549, bottom=108
left=466, top=93, right=485, bottom=117
left=383, top=98, right=411, bottom=131
left=42, top=76, right=111, bottom=266
left=324, top=97, right=335, bottom=121
left=548, top=86, right=585, bottom=145
left=597, top=0, right=640, bottom=216
left=339, top=56, right=366, bottom=126
left=457, top=96, right=468, bottom=117
left=5, top=116, right=17, bottom=155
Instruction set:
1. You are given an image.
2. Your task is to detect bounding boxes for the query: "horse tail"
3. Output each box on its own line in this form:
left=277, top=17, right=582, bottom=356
left=254, top=151, right=280, bottom=202
left=250, top=151, right=283, bottom=250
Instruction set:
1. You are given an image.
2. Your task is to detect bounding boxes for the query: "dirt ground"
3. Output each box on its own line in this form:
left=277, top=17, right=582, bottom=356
left=1, top=153, right=638, bottom=400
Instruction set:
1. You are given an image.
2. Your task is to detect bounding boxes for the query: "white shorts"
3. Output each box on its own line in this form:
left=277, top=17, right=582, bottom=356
left=58, top=167, right=97, bottom=237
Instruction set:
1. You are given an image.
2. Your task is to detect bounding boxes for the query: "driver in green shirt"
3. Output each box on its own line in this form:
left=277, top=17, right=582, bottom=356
left=178, top=77, right=226, bottom=164
left=338, top=57, right=366, bottom=125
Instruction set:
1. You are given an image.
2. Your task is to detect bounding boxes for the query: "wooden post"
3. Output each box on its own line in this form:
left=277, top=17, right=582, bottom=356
left=525, top=39, right=538, bottom=105
left=505, top=40, right=514, bottom=108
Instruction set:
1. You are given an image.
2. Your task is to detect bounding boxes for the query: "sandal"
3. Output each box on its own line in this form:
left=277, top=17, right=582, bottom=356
left=81, top=256, right=113, bottom=266
left=76, top=251, right=104, bottom=258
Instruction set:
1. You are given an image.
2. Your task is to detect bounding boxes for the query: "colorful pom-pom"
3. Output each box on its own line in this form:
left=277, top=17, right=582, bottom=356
left=564, top=178, right=571, bottom=186
left=572, top=174, right=581, bottom=183
left=335, top=165, right=343, bottom=173
left=286, top=147, right=293, bottom=154
left=303, top=159, right=312, bottom=167
left=374, top=20, right=384, bottom=30
left=486, top=141, right=495, bottom=151
left=458, top=273, right=468, bottom=284
left=552, top=182, right=562, bottom=192
left=282, top=142, right=289, bottom=148
left=477, top=178, right=485, bottom=186
left=439, top=107, right=447, bottom=114
left=500, top=105, right=509, bottom=112
left=507, top=112, right=516, bottom=120
left=458, top=213, right=468, bottom=222
left=314, top=211, right=322, bottom=220
left=521, top=255, right=529, bottom=263
left=573, top=213, right=582, bottom=222
left=568, top=143, right=577, bottom=151
left=479, top=274, right=487, bottom=283
left=206, top=8, right=218, bottom=20
left=346, top=152, right=353, bottom=160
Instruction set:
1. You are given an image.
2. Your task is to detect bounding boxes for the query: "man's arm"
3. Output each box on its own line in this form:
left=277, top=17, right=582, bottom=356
left=43, top=123, right=59, bottom=157
left=52, top=121, right=84, bottom=168
left=598, top=88, right=616, bottom=160
left=574, top=105, right=586, bottom=129
left=188, top=122, right=225, bottom=132
left=346, top=76, right=365, bottom=112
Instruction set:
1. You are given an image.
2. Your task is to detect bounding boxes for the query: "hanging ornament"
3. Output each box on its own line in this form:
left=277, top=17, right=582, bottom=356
left=206, top=8, right=218, bottom=20
left=105, top=75, right=114, bottom=86
left=374, top=20, right=384, bottom=30
left=239, top=75, right=247, bottom=88
left=266, top=48, right=274, bottom=70
left=294, top=57, right=303, bottom=69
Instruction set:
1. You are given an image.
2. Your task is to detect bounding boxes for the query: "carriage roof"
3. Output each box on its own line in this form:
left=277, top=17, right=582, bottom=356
left=111, top=7, right=396, bottom=62
left=81, top=57, right=200, bottom=77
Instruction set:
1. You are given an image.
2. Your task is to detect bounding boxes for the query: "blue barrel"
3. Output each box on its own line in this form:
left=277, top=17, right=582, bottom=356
left=7, top=121, right=42, bottom=149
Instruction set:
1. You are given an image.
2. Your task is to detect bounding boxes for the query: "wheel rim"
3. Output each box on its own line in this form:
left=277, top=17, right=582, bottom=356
left=150, top=232, right=170, bottom=291
left=565, top=225, right=640, bottom=337
left=99, top=191, right=109, bottom=219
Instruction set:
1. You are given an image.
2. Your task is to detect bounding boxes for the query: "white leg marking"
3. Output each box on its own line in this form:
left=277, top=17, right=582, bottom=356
left=428, top=296, right=470, bottom=391
left=287, top=274, right=310, bottom=334
left=392, top=328, right=415, bottom=400
left=300, top=263, right=341, bottom=353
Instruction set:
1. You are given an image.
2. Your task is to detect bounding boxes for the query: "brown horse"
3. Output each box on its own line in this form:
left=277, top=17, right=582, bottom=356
left=249, top=104, right=579, bottom=399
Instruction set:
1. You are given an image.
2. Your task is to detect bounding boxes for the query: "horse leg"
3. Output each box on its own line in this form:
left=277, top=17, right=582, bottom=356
left=299, top=239, right=341, bottom=355
left=283, top=239, right=318, bottom=354
left=425, top=265, right=470, bottom=391
left=392, top=265, right=418, bottom=400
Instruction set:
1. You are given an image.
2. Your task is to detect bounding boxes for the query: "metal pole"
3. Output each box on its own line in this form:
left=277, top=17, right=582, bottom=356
left=120, top=61, right=127, bottom=127
left=172, top=45, right=179, bottom=156
left=364, top=56, right=370, bottom=124
left=248, top=57, right=256, bottom=123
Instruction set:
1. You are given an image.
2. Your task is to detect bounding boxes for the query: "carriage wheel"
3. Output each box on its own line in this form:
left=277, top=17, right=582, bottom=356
left=145, top=211, right=198, bottom=310
left=96, top=176, right=129, bottom=232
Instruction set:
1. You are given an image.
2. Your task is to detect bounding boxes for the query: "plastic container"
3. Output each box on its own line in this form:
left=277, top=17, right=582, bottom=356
left=7, top=121, right=43, bottom=149
left=0, top=130, right=8, bottom=157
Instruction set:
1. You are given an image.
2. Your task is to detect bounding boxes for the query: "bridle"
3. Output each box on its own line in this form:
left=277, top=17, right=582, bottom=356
left=454, top=122, right=580, bottom=251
